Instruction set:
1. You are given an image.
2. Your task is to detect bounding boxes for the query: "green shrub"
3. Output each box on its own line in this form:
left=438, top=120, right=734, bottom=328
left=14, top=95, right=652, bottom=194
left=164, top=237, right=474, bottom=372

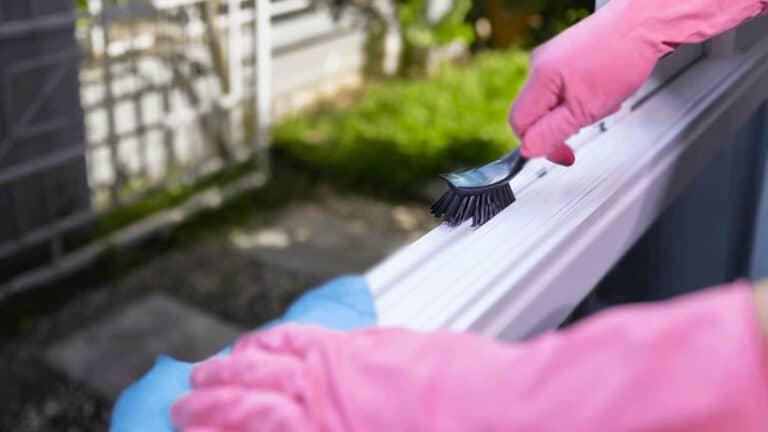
left=398, top=0, right=475, bottom=76
left=527, top=0, right=592, bottom=46
left=273, top=49, right=529, bottom=198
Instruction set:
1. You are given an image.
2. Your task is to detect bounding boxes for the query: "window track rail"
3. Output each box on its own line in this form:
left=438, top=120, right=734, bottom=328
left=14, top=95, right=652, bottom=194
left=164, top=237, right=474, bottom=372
left=365, top=33, right=768, bottom=342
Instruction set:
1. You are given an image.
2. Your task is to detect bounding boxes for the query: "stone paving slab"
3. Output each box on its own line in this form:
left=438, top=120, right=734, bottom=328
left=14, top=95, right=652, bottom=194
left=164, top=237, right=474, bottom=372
left=45, top=293, right=243, bottom=400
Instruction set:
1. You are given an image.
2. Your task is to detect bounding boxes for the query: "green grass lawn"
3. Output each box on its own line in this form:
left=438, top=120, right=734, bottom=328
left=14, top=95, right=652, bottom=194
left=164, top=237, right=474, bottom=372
left=273, top=49, right=530, bottom=198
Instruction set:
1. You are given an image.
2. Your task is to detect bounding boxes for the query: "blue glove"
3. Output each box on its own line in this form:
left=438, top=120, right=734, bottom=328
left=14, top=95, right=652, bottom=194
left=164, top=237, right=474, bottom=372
left=110, top=275, right=377, bottom=432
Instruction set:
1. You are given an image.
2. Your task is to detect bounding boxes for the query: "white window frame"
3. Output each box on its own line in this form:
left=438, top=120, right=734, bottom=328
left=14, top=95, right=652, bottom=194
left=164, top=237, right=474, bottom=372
left=363, top=17, right=768, bottom=343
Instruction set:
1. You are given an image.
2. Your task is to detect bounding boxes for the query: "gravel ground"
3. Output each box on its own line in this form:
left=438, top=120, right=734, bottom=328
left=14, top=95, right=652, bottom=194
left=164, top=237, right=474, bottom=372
left=0, top=191, right=435, bottom=431
left=0, top=241, right=317, bottom=432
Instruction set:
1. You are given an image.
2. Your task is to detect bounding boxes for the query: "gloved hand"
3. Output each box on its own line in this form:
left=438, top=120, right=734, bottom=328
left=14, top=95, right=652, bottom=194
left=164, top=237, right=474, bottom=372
left=172, top=281, right=768, bottom=432
left=109, top=275, right=377, bottom=432
left=509, top=0, right=767, bottom=166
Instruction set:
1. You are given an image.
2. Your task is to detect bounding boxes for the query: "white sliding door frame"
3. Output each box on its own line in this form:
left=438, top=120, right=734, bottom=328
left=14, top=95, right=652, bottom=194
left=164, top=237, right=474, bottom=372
left=364, top=28, right=768, bottom=342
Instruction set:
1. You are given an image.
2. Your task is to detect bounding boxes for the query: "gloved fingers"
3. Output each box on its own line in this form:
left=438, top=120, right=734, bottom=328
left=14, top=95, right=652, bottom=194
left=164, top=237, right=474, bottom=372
left=545, top=143, right=576, bottom=166
left=234, top=324, right=341, bottom=357
left=172, top=387, right=311, bottom=431
left=508, top=66, right=562, bottom=138
left=519, top=105, right=580, bottom=166
left=191, top=352, right=307, bottom=398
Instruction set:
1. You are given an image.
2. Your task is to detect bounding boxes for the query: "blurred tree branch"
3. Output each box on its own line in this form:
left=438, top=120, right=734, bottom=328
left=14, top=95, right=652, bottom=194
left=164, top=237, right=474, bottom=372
left=198, top=0, right=232, bottom=93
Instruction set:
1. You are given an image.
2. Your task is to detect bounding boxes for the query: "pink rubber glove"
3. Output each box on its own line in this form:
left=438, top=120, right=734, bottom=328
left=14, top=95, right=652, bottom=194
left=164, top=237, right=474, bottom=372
left=509, top=0, right=768, bottom=166
left=172, top=281, right=768, bottom=431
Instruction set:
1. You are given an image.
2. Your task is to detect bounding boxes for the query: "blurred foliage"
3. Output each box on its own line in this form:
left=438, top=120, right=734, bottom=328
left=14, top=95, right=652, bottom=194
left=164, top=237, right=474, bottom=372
left=273, top=49, right=529, bottom=197
left=398, top=0, right=475, bottom=75
left=337, top=0, right=591, bottom=77
left=466, top=0, right=592, bottom=49
left=330, top=0, right=476, bottom=77
left=75, top=0, right=118, bottom=11
left=97, top=159, right=260, bottom=235
left=525, top=0, right=591, bottom=45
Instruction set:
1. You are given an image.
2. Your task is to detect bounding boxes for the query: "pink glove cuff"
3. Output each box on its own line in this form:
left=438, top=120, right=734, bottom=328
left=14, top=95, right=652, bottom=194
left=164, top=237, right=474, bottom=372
left=627, top=0, right=768, bottom=54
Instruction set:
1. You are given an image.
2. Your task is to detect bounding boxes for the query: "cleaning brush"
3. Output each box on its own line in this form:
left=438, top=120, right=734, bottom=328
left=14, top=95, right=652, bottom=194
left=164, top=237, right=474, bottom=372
left=431, top=149, right=529, bottom=227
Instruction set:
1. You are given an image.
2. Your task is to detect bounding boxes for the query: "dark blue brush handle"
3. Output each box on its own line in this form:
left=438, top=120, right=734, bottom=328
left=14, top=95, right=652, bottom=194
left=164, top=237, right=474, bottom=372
left=501, top=148, right=529, bottom=179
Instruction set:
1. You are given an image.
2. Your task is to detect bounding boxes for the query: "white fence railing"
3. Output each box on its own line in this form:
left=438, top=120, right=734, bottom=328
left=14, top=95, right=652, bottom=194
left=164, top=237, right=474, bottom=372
left=77, top=0, right=276, bottom=209
left=0, top=0, right=367, bottom=296
left=0, top=0, right=284, bottom=296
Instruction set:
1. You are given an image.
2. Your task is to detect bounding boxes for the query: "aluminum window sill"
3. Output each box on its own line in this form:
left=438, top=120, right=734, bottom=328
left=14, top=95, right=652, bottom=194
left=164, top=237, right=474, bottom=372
left=365, top=34, right=768, bottom=342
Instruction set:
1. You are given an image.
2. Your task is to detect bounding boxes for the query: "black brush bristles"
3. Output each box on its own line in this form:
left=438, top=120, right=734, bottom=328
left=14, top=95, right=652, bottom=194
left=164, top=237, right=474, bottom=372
left=430, top=149, right=528, bottom=227
left=430, top=183, right=517, bottom=227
